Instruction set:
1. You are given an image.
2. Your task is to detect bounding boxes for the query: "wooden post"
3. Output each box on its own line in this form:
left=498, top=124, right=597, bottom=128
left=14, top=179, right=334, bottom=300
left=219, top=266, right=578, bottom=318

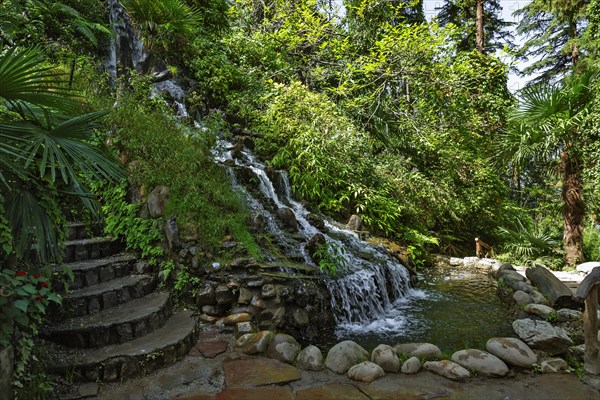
left=475, top=238, right=492, bottom=258
left=576, top=267, right=600, bottom=376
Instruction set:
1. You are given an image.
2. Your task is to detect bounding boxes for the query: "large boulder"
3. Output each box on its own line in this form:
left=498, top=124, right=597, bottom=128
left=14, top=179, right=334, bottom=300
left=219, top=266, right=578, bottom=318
left=325, top=340, right=369, bottom=374
left=423, top=360, right=470, bottom=381
left=576, top=261, right=600, bottom=274
left=147, top=185, right=170, bottom=217
left=296, top=345, right=324, bottom=371
left=401, top=356, right=421, bottom=374
left=451, top=349, right=508, bottom=377
left=346, top=214, right=364, bottom=231
left=371, top=344, right=400, bottom=372
left=512, top=318, right=573, bottom=355
left=266, top=334, right=301, bottom=364
left=485, top=337, right=537, bottom=368
left=276, top=207, right=298, bottom=231
left=524, top=304, right=555, bottom=319
left=347, top=361, right=385, bottom=383
left=393, top=343, right=441, bottom=360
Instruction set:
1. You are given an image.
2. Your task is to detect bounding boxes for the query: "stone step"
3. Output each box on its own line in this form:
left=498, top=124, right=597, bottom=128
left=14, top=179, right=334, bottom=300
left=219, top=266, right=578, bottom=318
left=62, top=237, right=123, bottom=263
left=66, top=223, right=87, bottom=241
left=52, top=254, right=137, bottom=291
left=45, top=292, right=172, bottom=348
left=49, top=311, right=198, bottom=383
left=55, top=274, right=156, bottom=319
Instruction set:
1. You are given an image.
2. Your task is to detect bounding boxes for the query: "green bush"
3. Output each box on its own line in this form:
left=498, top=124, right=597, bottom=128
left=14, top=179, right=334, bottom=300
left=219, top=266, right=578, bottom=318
left=82, top=74, right=260, bottom=258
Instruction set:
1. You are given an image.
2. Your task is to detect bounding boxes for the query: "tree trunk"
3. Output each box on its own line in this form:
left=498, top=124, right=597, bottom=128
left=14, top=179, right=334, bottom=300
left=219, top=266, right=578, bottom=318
left=475, top=0, right=485, bottom=53
left=526, top=265, right=579, bottom=309
left=561, top=147, right=585, bottom=266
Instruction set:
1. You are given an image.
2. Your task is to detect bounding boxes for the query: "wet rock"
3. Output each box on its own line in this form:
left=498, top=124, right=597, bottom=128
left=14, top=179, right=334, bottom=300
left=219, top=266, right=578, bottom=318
left=393, top=343, right=441, bottom=360
left=529, top=290, right=550, bottom=305
left=371, top=344, right=400, bottom=372
left=524, top=304, right=555, bottom=319
left=235, top=321, right=257, bottom=338
left=306, top=233, right=326, bottom=264
left=164, top=217, right=180, bottom=249
left=293, top=308, right=309, bottom=327
left=486, top=337, right=537, bottom=368
left=513, top=290, right=531, bottom=305
left=237, top=287, right=253, bottom=305
left=223, top=313, right=252, bottom=325
left=201, top=305, right=224, bottom=317
left=325, top=340, right=370, bottom=374
left=198, top=314, right=218, bottom=324
left=266, top=333, right=301, bottom=364
left=242, top=330, right=274, bottom=355
left=276, top=207, right=298, bottom=231
left=512, top=281, right=535, bottom=294
left=557, top=308, right=583, bottom=322
left=147, top=185, right=170, bottom=218
left=500, top=270, right=527, bottom=285
left=497, top=263, right=515, bottom=273
left=306, top=213, right=325, bottom=230
left=253, top=214, right=267, bottom=232
left=423, top=360, right=470, bottom=381
left=346, top=215, right=363, bottom=231
left=451, top=349, right=508, bottom=377
left=401, top=356, right=421, bottom=374
left=513, top=318, right=573, bottom=355
left=195, top=286, right=216, bottom=307
left=541, top=358, right=568, bottom=373
left=236, top=333, right=254, bottom=348
left=261, top=284, right=277, bottom=298
left=297, top=345, right=324, bottom=371
left=215, top=285, right=235, bottom=305
left=347, top=361, right=385, bottom=383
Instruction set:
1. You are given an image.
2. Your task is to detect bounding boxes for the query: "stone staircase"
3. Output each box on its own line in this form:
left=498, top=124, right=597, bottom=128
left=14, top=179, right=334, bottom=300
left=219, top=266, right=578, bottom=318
left=44, top=223, right=198, bottom=388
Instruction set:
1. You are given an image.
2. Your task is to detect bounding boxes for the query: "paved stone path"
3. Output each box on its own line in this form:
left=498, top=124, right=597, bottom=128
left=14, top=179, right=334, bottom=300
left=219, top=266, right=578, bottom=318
left=93, top=328, right=599, bottom=400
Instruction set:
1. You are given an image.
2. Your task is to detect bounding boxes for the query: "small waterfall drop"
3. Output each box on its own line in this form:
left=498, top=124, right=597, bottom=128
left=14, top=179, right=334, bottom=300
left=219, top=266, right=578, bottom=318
left=211, top=138, right=421, bottom=333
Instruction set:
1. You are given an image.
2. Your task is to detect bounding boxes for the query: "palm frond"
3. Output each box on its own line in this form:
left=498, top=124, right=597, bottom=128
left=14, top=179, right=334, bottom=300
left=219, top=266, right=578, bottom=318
left=0, top=47, right=77, bottom=113
left=5, top=185, right=63, bottom=263
left=18, top=110, right=125, bottom=184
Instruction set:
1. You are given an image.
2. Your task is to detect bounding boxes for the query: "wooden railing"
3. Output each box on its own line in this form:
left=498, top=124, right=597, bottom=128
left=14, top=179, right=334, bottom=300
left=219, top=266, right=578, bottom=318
left=475, top=237, right=493, bottom=258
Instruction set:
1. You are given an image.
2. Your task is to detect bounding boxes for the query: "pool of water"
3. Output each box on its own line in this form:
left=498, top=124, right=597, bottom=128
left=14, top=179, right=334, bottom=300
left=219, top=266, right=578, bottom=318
left=333, top=266, right=514, bottom=353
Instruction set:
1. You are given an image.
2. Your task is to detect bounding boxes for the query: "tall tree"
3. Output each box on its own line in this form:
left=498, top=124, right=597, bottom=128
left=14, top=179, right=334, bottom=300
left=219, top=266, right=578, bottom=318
left=499, top=70, right=597, bottom=265
left=437, top=0, right=513, bottom=53
left=475, top=0, right=484, bottom=53
left=513, top=0, right=587, bottom=85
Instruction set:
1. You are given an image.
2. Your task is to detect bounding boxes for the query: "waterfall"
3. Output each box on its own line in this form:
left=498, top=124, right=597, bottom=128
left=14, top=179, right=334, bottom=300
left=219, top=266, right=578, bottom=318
left=108, top=0, right=151, bottom=78
left=211, top=138, right=418, bottom=329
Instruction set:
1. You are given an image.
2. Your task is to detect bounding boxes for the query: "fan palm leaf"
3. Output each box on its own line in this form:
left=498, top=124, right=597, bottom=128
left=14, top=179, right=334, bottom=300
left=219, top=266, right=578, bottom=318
left=0, top=46, right=124, bottom=263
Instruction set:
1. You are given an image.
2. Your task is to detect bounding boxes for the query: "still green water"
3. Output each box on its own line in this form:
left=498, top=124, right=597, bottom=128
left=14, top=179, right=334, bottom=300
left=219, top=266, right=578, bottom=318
left=334, top=266, right=514, bottom=354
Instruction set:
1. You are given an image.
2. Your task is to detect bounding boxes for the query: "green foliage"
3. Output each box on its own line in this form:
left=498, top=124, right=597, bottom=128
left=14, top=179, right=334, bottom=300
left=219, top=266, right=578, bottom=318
left=498, top=219, right=563, bottom=269
left=583, top=224, right=600, bottom=261
left=95, top=181, right=164, bottom=264
left=81, top=74, right=260, bottom=258
left=0, top=46, right=123, bottom=264
left=0, top=269, right=60, bottom=348
left=437, top=0, right=514, bottom=53
left=0, top=268, right=61, bottom=391
left=314, top=242, right=348, bottom=276
left=121, top=0, right=203, bottom=60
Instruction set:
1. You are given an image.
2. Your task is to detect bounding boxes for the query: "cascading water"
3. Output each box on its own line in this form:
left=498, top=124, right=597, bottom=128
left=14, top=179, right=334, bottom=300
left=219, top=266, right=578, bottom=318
left=211, top=138, right=421, bottom=335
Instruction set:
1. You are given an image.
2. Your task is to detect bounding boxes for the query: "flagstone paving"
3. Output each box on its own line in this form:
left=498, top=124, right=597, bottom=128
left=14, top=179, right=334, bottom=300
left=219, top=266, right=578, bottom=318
left=94, top=329, right=599, bottom=400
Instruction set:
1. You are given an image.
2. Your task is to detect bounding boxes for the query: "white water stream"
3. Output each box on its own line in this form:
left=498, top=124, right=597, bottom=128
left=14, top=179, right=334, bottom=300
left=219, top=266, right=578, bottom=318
left=211, top=139, right=424, bottom=333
